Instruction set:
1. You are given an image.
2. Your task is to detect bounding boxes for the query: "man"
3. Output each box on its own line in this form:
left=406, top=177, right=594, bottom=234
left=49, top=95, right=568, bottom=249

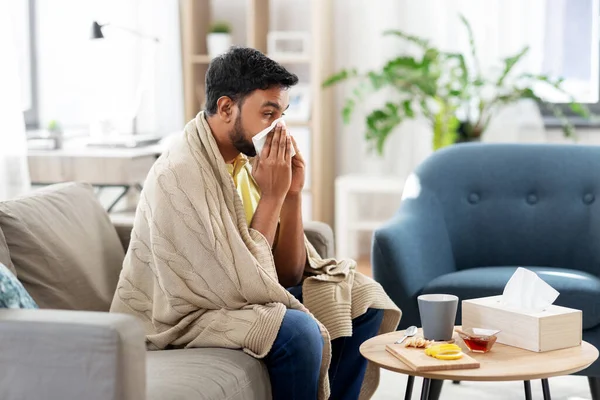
left=111, top=47, right=401, bottom=400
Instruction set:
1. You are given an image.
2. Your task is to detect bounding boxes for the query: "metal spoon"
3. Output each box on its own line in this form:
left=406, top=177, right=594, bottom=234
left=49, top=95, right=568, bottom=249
left=395, top=325, right=418, bottom=344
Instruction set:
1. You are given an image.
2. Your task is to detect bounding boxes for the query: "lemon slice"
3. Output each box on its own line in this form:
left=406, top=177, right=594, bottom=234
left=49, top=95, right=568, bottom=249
left=434, top=351, right=463, bottom=360
left=424, top=344, right=463, bottom=360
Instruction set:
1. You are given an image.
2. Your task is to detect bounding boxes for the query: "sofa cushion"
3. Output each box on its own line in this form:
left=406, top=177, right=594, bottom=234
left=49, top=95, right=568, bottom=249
left=0, top=183, right=125, bottom=311
left=423, top=266, right=600, bottom=330
left=0, top=227, right=15, bottom=274
left=147, top=348, right=271, bottom=400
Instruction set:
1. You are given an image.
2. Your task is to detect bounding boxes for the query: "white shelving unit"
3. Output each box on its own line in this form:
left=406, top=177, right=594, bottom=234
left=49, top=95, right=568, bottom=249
left=180, top=0, right=335, bottom=224
left=335, top=174, right=405, bottom=260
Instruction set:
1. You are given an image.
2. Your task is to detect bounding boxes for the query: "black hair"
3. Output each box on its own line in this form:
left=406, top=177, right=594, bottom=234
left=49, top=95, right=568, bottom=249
left=204, top=47, right=299, bottom=116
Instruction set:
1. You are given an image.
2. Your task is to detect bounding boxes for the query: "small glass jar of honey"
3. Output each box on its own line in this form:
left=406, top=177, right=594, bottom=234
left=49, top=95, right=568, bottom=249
left=456, top=328, right=500, bottom=353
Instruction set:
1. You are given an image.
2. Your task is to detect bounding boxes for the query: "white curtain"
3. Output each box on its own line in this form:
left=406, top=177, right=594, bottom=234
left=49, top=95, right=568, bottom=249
left=0, top=1, right=31, bottom=200
left=334, top=0, right=552, bottom=178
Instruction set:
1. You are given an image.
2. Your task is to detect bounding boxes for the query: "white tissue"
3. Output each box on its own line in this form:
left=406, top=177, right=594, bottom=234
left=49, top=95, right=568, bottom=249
left=252, top=118, right=296, bottom=158
left=501, top=267, right=560, bottom=312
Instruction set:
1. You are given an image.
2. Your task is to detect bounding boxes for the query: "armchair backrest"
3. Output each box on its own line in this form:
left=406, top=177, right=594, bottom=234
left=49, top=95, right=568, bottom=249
left=406, top=143, right=600, bottom=274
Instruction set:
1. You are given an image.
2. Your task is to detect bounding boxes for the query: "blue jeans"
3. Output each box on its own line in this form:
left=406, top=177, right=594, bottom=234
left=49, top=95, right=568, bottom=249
left=263, top=285, right=384, bottom=400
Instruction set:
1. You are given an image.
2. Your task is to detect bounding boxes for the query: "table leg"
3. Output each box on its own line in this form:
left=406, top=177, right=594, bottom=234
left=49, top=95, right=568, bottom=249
left=404, top=375, right=414, bottom=400
left=524, top=380, right=532, bottom=400
left=428, top=379, right=443, bottom=400
left=542, top=379, right=552, bottom=400
left=420, top=378, right=431, bottom=400
left=588, top=377, right=600, bottom=400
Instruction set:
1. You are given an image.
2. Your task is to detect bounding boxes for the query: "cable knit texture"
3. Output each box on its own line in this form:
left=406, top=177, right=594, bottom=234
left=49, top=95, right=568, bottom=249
left=110, top=112, right=402, bottom=399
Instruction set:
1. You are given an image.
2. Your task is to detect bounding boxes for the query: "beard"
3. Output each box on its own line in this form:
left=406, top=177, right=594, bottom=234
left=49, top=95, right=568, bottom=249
left=229, top=114, right=256, bottom=157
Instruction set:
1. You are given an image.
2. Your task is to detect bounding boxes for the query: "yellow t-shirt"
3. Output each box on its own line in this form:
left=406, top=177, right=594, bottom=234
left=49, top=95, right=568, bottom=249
left=226, top=154, right=261, bottom=223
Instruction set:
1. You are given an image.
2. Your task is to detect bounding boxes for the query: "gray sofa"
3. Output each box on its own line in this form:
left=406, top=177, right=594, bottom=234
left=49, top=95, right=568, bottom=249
left=0, top=182, right=334, bottom=400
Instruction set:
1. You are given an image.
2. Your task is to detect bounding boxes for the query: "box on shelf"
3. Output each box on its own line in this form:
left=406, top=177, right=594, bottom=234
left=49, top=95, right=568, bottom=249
left=462, top=296, right=582, bottom=352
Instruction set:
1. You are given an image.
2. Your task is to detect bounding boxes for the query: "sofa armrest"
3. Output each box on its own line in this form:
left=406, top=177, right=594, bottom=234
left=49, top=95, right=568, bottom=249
left=110, top=215, right=135, bottom=251
left=304, top=221, right=334, bottom=259
left=0, top=309, right=146, bottom=400
left=372, top=192, right=456, bottom=328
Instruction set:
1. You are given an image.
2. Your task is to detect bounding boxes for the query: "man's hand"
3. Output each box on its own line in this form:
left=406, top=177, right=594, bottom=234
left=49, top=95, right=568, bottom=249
left=250, top=123, right=306, bottom=287
left=288, top=136, right=305, bottom=196
left=250, top=123, right=293, bottom=246
left=252, top=123, right=292, bottom=200
left=272, top=130, right=306, bottom=288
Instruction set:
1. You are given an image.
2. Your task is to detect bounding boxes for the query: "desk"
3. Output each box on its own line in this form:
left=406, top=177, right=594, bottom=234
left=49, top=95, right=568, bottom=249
left=28, top=141, right=163, bottom=212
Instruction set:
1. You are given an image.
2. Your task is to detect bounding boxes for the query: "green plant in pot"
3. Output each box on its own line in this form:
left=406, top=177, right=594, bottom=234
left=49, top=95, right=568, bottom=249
left=207, top=21, right=232, bottom=58
left=323, top=15, right=591, bottom=155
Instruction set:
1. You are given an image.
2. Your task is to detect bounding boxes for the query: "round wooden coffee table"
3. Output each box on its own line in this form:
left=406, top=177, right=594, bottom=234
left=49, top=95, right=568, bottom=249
left=360, top=327, right=598, bottom=400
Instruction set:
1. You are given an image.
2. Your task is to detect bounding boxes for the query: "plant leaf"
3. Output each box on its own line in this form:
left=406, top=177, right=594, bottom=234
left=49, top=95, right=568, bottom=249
left=367, top=71, right=388, bottom=90
left=570, top=102, right=591, bottom=118
left=322, top=68, right=357, bottom=88
left=364, top=102, right=404, bottom=156
left=459, top=14, right=481, bottom=79
left=378, top=56, right=440, bottom=96
left=518, top=73, right=564, bottom=87
left=496, top=46, right=530, bottom=86
left=383, top=29, right=430, bottom=49
left=544, top=102, right=575, bottom=138
left=383, top=56, right=422, bottom=72
left=443, top=52, right=468, bottom=87
left=507, top=74, right=592, bottom=120
left=403, top=100, right=414, bottom=118
left=493, top=86, right=583, bottom=139
left=342, top=98, right=356, bottom=124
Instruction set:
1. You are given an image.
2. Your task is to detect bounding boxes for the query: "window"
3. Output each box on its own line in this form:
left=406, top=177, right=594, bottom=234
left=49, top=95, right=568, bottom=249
left=538, top=0, right=600, bottom=125
left=10, top=0, right=38, bottom=129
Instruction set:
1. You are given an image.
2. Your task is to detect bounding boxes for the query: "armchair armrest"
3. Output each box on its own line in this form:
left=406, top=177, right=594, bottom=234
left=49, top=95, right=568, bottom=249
left=372, top=191, right=456, bottom=328
left=111, top=214, right=135, bottom=251
left=304, top=221, right=334, bottom=259
left=0, top=309, right=146, bottom=400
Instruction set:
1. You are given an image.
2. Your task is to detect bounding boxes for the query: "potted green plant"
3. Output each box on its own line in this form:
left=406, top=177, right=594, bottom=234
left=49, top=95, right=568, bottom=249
left=47, top=119, right=63, bottom=150
left=323, top=15, right=592, bottom=155
left=207, top=21, right=232, bottom=58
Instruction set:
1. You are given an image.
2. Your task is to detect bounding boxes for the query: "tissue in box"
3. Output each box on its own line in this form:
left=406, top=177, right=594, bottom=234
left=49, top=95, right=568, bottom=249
left=462, top=296, right=582, bottom=352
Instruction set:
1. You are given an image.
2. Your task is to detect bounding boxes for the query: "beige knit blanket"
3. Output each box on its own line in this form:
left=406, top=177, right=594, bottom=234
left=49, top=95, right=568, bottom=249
left=111, top=112, right=401, bottom=399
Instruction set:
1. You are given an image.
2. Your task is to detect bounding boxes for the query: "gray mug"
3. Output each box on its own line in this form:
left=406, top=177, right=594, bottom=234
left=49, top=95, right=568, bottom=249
left=418, top=294, right=458, bottom=341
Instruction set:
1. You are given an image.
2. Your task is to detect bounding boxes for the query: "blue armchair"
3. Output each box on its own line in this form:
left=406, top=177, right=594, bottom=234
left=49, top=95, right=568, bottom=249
left=372, top=143, right=600, bottom=397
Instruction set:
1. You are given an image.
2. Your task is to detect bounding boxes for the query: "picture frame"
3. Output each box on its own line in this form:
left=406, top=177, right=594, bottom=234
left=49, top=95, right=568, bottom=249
left=267, top=31, right=310, bottom=58
left=285, top=83, right=311, bottom=122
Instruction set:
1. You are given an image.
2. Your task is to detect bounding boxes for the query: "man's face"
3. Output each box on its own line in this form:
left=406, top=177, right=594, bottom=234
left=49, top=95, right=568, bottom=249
left=229, top=87, right=290, bottom=157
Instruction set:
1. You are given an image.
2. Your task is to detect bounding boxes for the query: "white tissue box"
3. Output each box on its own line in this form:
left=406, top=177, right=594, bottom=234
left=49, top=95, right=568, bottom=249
left=462, top=296, right=582, bottom=352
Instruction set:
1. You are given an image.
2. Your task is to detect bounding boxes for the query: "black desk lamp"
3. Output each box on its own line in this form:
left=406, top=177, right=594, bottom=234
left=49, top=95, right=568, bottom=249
left=91, top=21, right=159, bottom=43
